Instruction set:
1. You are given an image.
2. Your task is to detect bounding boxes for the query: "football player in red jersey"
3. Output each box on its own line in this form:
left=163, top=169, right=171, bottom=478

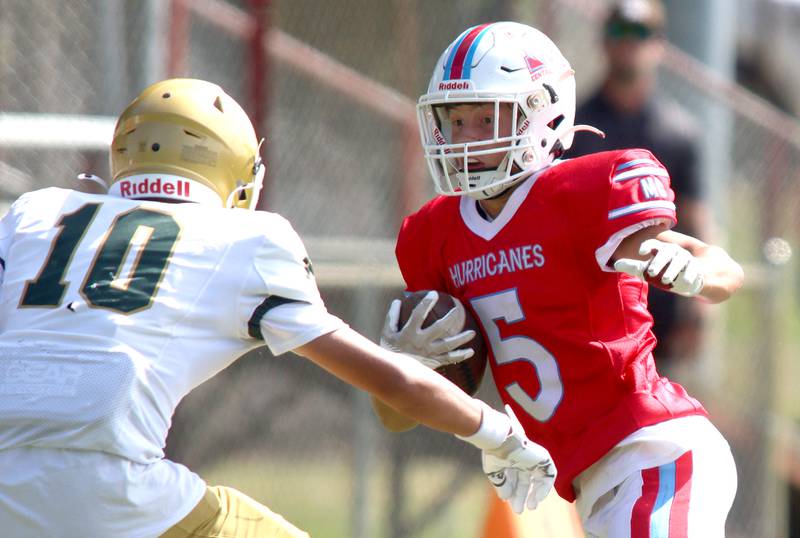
left=375, top=22, right=744, bottom=537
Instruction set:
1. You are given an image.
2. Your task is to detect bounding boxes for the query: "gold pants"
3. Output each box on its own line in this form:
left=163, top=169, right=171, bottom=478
left=160, top=485, right=309, bottom=538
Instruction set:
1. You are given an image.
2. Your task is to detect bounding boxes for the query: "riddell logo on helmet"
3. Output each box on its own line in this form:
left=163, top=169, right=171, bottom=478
left=438, top=80, right=472, bottom=91
left=118, top=177, right=190, bottom=198
left=432, top=128, right=453, bottom=153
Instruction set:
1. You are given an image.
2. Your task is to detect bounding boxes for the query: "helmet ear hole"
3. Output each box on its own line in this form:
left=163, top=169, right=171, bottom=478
left=550, top=140, right=565, bottom=159
left=548, top=115, right=565, bottom=130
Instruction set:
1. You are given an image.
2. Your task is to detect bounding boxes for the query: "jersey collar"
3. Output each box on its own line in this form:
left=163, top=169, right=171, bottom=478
left=459, top=164, right=554, bottom=241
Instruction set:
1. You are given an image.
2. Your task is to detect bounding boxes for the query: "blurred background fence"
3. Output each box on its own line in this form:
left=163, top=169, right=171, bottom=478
left=2, top=1, right=800, bottom=536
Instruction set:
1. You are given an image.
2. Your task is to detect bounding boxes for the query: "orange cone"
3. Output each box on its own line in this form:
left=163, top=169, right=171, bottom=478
left=481, top=490, right=523, bottom=538
left=480, top=487, right=585, bottom=538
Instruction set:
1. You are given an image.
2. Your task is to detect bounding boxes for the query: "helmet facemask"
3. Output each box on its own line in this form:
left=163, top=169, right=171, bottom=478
left=418, top=84, right=570, bottom=200
left=423, top=99, right=524, bottom=199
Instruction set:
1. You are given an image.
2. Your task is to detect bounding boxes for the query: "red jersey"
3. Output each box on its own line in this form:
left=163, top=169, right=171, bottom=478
left=396, top=149, right=707, bottom=501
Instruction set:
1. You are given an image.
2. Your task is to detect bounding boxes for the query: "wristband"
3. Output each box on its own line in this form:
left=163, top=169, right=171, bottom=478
left=456, top=404, right=511, bottom=450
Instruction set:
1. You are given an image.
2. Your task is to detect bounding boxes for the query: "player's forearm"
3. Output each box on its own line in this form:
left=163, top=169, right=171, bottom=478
left=370, top=396, right=419, bottom=432
left=295, top=327, right=482, bottom=437
left=694, top=244, right=744, bottom=303
left=379, top=364, right=483, bottom=436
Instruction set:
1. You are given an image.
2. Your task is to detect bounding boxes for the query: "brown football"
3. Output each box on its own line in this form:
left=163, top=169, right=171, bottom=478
left=639, top=245, right=675, bottom=292
left=397, top=290, right=487, bottom=396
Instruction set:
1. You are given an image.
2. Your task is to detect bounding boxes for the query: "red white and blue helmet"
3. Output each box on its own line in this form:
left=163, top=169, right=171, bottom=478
left=417, top=22, right=588, bottom=199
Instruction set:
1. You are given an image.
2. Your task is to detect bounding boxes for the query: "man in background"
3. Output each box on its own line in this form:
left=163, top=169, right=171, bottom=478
left=569, top=0, right=711, bottom=372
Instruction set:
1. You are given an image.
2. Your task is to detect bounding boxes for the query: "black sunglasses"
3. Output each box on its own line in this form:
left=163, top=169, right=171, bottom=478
left=605, top=20, right=658, bottom=40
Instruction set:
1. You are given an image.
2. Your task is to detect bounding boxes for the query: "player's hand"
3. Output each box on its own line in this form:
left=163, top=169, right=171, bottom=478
left=614, top=238, right=705, bottom=297
left=482, top=405, right=556, bottom=514
left=380, top=290, right=476, bottom=369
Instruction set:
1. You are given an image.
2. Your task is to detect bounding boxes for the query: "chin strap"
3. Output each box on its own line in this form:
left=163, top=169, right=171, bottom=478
left=226, top=183, right=247, bottom=208
left=566, top=123, right=606, bottom=139
left=225, top=157, right=266, bottom=209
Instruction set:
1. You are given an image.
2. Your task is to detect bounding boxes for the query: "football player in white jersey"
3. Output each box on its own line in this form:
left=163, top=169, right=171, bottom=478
left=0, top=78, right=556, bottom=537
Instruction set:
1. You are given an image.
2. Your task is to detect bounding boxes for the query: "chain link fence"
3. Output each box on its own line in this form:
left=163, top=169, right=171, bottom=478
left=2, top=0, right=800, bottom=536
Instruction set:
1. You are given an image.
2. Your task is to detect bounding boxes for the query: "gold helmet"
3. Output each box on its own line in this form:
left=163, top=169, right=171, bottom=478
left=109, top=78, right=264, bottom=209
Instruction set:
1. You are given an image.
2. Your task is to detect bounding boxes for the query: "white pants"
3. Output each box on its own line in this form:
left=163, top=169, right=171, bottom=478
left=575, top=416, right=737, bottom=538
left=0, top=447, right=205, bottom=538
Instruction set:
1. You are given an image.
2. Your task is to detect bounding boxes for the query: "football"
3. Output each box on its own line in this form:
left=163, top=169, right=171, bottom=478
left=397, top=290, right=488, bottom=396
left=639, top=245, right=675, bottom=292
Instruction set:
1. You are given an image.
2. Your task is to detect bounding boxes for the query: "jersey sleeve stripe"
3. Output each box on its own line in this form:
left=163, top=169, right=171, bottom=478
left=614, top=158, right=661, bottom=172
left=608, top=201, right=676, bottom=220
left=594, top=218, right=671, bottom=272
left=248, top=295, right=305, bottom=340
left=612, top=167, right=670, bottom=183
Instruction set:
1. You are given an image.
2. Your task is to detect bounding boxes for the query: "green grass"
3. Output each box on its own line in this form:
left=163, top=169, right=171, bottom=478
left=199, top=454, right=489, bottom=538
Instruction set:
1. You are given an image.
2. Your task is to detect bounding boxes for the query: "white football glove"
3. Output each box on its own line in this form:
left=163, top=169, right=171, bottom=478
left=481, top=405, right=557, bottom=514
left=380, top=290, right=476, bottom=369
left=614, top=238, right=705, bottom=297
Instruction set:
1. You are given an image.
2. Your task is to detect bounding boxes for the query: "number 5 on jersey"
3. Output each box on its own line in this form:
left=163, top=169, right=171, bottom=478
left=471, top=289, right=564, bottom=422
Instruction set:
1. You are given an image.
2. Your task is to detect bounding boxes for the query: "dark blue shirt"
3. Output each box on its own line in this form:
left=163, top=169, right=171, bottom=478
left=569, top=89, right=703, bottom=361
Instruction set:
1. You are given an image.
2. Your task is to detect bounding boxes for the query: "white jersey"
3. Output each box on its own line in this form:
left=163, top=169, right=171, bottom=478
left=0, top=187, right=345, bottom=536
